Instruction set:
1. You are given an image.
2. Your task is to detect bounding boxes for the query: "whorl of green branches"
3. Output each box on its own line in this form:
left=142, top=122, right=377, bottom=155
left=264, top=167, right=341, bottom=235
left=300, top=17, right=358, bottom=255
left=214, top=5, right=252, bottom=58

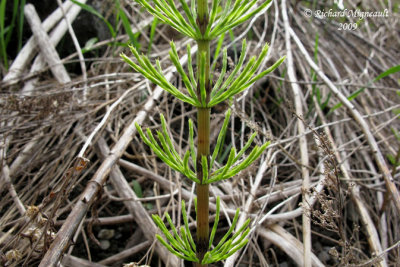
left=121, top=39, right=285, bottom=108
left=135, top=109, right=269, bottom=184
left=132, top=0, right=273, bottom=40
left=152, top=197, right=251, bottom=264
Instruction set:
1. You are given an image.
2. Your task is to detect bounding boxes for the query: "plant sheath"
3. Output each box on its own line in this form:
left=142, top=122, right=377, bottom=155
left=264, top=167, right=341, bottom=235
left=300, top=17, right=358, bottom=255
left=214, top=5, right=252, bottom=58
left=195, top=0, right=211, bottom=265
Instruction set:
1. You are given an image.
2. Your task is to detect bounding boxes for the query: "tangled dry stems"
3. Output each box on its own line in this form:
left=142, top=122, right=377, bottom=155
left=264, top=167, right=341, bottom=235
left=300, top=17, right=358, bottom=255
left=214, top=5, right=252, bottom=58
left=1, top=0, right=400, bottom=266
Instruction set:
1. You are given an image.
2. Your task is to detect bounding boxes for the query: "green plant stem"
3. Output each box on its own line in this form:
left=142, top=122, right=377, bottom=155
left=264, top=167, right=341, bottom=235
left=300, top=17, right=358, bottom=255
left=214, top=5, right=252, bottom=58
left=196, top=183, right=209, bottom=265
left=197, top=39, right=211, bottom=101
left=196, top=0, right=211, bottom=258
left=197, top=108, right=210, bottom=158
left=197, top=0, right=208, bottom=34
left=196, top=107, right=210, bottom=266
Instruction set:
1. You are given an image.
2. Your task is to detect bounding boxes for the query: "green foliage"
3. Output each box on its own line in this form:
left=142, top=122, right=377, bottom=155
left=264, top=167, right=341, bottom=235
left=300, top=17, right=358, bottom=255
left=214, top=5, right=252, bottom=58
left=148, top=17, right=159, bottom=54
left=202, top=197, right=250, bottom=264
left=153, top=198, right=251, bottom=264
left=81, top=37, right=98, bottom=54
left=330, top=64, right=400, bottom=112
left=205, top=0, right=273, bottom=40
left=133, top=0, right=201, bottom=39
left=70, top=0, right=140, bottom=49
left=121, top=0, right=284, bottom=264
left=387, top=128, right=400, bottom=168
left=211, top=33, right=226, bottom=72
left=121, top=39, right=285, bottom=108
left=387, top=154, right=399, bottom=167
left=115, top=0, right=141, bottom=48
left=0, top=0, right=26, bottom=70
left=135, top=110, right=269, bottom=185
left=121, top=42, right=200, bottom=106
left=130, top=179, right=143, bottom=198
left=0, top=0, right=7, bottom=69
left=17, top=0, right=25, bottom=51
left=135, top=114, right=199, bottom=183
left=70, top=0, right=116, bottom=38
left=208, top=40, right=285, bottom=107
left=152, top=203, right=198, bottom=261
left=308, top=32, right=331, bottom=115
left=132, top=0, right=273, bottom=40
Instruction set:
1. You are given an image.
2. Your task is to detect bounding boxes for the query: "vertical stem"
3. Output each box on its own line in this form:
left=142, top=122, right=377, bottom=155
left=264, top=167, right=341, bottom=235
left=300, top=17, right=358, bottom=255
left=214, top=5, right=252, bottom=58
left=197, top=108, right=210, bottom=157
left=196, top=108, right=210, bottom=266
left=197, top=40, right=211, bottom=101
left=196, top=1, right=210, bottom=265
left=197, top=0, right=209, bottom=35
left=196, top=182, right=209, bottom=265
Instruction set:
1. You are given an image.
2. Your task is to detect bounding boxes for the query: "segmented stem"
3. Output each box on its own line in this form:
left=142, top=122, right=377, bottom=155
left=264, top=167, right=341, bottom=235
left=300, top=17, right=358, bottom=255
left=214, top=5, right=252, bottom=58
left=196, top=0, right=211, bottom=264
left=196, top=107, right=210, bottom=266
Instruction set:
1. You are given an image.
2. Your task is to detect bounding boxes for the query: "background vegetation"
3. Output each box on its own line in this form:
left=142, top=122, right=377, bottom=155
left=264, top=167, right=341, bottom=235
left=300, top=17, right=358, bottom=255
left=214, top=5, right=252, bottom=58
left=0, top=0, right=399, bottom=266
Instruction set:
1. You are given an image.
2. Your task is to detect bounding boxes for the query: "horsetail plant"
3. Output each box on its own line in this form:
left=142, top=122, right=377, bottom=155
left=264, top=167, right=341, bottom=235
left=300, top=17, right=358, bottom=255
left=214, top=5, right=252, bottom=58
left=121, top=0, right=285, bottom=265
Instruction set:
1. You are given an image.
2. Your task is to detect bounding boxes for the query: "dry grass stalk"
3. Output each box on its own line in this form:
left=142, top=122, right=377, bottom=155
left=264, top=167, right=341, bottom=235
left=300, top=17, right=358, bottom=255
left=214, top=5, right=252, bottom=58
left=1, top=0, right=399, bottom=266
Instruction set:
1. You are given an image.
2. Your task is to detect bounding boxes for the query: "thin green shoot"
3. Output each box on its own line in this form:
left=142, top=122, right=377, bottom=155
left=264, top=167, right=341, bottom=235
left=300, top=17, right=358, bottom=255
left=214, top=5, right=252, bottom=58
left=330, top=64, right=400, bottom=112
left=17, top=0, right=26, bottom=51
left=81, top=37, right=98, bottom=54
left=130, top=179, right=143, bottom=198
left=0, top=0, right=8, bottom=69
left=5, top=0, right=19, bottom=48
left=117, top=3, right=140, bottom=48
left=211, top=32, right=225, bottom=72
left=70, top=0, right=116, bottom=38
left=148, top=17, right=158, bottom=54
left=228, top=29, right=238, bottom=62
